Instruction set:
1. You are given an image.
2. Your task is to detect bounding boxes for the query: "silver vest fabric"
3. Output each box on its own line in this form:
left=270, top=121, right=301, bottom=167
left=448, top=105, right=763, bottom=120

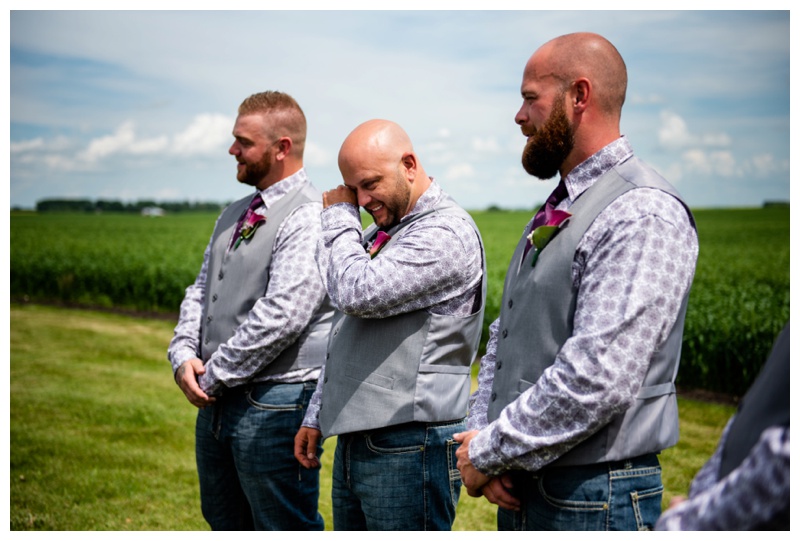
left=487, top=156, right=696, bottom=466
left=319, top=196, right=486, bottom=437
left=719, top=322, right=789, bottom=479
left=201, top=183, right=333, bottom=378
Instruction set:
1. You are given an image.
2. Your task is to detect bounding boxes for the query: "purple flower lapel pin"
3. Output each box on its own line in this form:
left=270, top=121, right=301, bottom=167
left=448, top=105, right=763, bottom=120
left=368, top=231, right=391, bottom=258
left=526, top=208, right=571, bottom=267
left=234, top=210, right=267, bottom=250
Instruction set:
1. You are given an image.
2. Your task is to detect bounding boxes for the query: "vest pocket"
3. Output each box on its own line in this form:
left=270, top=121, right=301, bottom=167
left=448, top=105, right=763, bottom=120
left=345, top=362, right=394, bottom=390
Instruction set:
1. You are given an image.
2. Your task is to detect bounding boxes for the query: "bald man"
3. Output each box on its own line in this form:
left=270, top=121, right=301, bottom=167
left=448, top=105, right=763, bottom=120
left=454, top=33, right=698, bottom=530
left=294, top=119, right=486, bottom=530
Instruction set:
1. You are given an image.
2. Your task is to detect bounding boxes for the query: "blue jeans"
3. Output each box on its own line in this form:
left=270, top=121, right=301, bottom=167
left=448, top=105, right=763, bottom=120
left=498, top=454, right=663, bottom=531
left=332, top=419, right=465, bottom=530
left=195, top=381, right=323, bottom=531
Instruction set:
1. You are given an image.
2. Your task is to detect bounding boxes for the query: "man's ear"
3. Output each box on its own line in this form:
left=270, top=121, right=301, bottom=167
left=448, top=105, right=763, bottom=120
left=401, top=152, right=417, bottom=180
left=572, top=78, right=590, bottom=113
left=275, top=137, right=293, bottom=161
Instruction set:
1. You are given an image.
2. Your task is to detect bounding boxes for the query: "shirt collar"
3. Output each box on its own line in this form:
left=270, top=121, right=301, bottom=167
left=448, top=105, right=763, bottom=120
left=400, top=178, right=442, bottom=223
left=562, top=136, right=633, bottom=202
left=255, top=168, right=309, bottom=208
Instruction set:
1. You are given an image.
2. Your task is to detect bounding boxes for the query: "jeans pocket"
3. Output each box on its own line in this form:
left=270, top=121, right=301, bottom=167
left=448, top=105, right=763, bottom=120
left=364, top=432, right=424, bottom=454
left=537, top=472, right=608, bottom=511
left=245, top=384, right=304, bottom=412
left=629, top=484, right=663, bottom=530
left=446, top=438, right=462, bottom=508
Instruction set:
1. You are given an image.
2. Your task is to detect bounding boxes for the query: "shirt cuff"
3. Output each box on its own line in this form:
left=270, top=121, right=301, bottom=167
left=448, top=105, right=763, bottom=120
left=321, top=202, right=361, bottom=230
left=468, top=425, right=507, bottom=476
left=169, top=347, right=200, bottom=373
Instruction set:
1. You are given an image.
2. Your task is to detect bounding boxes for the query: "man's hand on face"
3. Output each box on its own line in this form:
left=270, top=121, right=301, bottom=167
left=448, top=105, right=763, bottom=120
left=323, top=185, right=357, bottom=209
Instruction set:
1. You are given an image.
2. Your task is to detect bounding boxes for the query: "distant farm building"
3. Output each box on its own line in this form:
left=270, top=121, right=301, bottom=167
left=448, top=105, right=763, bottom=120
left=141, top=206, right=165, bottom=217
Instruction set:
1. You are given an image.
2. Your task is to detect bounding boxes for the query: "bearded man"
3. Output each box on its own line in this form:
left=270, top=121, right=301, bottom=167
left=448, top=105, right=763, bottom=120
left=454, top=33, right=699, bottom=531
left=168, top=91, right=333, bottom=530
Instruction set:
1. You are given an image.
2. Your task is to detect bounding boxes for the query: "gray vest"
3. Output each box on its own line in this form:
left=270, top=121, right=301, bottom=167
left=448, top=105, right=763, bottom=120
left=719, top=322, right=789, bottom=478
left=201, top=182, right=333, bottom=378
left=319, top=195, right=486, bottom=437
left=487, top=156, right=696, bottom=466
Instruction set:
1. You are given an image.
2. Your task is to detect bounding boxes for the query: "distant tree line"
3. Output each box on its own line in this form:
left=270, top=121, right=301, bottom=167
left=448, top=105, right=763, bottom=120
left=34, top=199, right=227, bottom=213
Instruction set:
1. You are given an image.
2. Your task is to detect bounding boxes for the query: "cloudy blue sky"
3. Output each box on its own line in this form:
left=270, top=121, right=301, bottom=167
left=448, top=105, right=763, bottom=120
left=7, top=7, right=792, bottom=211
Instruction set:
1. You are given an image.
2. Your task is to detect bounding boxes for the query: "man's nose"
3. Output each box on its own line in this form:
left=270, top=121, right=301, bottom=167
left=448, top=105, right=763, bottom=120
left=515, top=106, right=527, bottom=126
left=357, top=190, right=372, bottom=208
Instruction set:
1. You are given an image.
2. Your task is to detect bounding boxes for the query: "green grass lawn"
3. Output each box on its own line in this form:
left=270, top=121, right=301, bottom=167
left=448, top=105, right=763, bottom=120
left=10, top=304, right=735, bottom=531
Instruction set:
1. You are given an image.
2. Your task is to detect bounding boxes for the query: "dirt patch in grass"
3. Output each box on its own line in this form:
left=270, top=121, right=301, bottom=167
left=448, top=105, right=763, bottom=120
left=677, top=386, right=739, bottom=406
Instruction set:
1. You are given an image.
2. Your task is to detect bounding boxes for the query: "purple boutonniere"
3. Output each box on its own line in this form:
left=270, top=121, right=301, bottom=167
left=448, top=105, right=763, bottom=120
left=234, top=210, right=266, bottom=250
left=526, top=208, right=571, bottom=267
left=368, top=231, right=391, bottom=258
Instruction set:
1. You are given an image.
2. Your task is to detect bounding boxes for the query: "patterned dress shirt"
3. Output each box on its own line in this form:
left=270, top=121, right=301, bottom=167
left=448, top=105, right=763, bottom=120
left=302, top=180, right=483, bottom=430
left=167, top=169, right=329, bottom=395
left=656, top=422, right=790, bottom=530
left=467, top=137, right=699, bottom=475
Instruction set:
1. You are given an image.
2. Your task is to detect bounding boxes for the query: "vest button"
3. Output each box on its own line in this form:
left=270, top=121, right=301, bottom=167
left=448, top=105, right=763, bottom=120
left=218, top=271, right=224, bottom=280
left=491, top=392, right=497, bottom=402
left=502, top=329, right=508, bottom=338
left=207, top=315, right=212, bottom=322
left=204, top=337, right=209, bottom=344
left=496, top=361, right=503, bottom=370
left=508, top=299, right=513, bottom=309
left=326, top=353, right=330, bottom=359
left=212, top=294, right=218, bottom=302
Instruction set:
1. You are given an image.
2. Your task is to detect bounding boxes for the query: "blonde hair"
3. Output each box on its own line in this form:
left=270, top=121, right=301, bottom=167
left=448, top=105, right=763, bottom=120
left=238, top=91, right=307, bottom=155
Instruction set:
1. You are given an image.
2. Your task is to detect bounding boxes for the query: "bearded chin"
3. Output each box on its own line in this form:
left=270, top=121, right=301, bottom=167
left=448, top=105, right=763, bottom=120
left=521, top=107, right=574, bottom=180
left=239, top=154, right=272, bottom=186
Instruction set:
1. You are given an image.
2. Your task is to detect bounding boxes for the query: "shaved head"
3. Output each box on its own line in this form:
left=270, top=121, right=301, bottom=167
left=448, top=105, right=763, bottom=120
left=536, top=32, right=627, bottom=117
left=338, top=119, right=415, bottom=173
left=336, top=119, right=430, bottom=228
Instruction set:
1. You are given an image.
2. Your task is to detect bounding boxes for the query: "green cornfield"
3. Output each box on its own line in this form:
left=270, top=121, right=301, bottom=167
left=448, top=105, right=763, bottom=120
left=9, top=205, right=789, bottom=396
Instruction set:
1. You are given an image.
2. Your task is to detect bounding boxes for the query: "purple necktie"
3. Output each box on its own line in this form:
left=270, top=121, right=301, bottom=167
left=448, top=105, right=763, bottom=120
left=229, top=194, right=263, bottom=250
left=524, top=180, right=568, bottom=258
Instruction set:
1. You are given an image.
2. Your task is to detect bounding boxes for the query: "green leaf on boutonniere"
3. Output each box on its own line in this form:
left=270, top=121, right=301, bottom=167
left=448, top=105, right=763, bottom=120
left=234, top=213, right=266, bottom=250
left=531, top=225, right=559, bottom=250
left=526, top=210, right=572, bottom=267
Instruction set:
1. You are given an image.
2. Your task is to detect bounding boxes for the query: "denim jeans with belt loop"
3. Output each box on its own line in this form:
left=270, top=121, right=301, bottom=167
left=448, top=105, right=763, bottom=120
left=331, top=419, right=466, bottom=530
left=497, top=453, right=664, bottom=531
left=195, top=381, right=324, bottom=530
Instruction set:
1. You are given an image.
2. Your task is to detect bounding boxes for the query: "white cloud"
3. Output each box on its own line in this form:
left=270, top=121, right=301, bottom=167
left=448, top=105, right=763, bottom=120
left=682, top=149, right=739, bottom=178
left=751, top=153, right=775, bottom=171
left=304, top=140, right=334, bottom=167
left=10, top=138, right=44, bottom=153
left=13, top=114, right=233, bottom=175
left=130, top=136, right=170, bottom=155
left=699, top=133, right=732, bottom=147
left=43, top=154, right=90, bottom=173
left=80, top=122, right=137, bottom=162
left=471, top=137, right=501, bottom=153
left=172, top=114, right=233, bottom=155
left=658, top=111, right=732, bottom=151
left=419, top=140, right=457, bottom=166
left=630, top=93, right=664, bottom=105
left=444, top=163, right=475, bottom=180
left=658, top=111, right=693, bottom=149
